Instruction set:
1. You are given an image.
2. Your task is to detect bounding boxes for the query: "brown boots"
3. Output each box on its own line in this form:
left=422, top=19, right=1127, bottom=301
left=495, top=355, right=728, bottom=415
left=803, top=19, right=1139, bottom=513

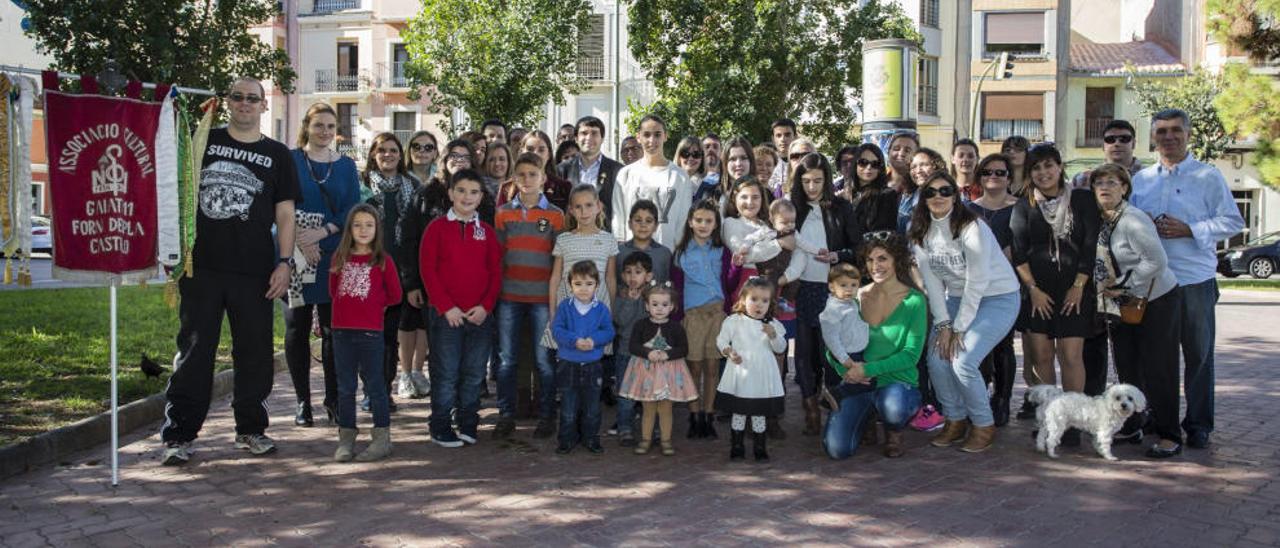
left=802, top=396, right=821, bottom=436
left=883, top=430, right=904, bottom=458
left=929, top=419, right=996, bottom=452
left=960, top=425, right=996, bottom=453
left=930, top=419, right=970, bottom=447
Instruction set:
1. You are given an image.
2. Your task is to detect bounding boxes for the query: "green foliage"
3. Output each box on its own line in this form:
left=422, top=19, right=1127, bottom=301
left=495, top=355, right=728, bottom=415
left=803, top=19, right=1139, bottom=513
left=22, top=0, right=295, bottom=100
left=403, top=0, right=592, bottom=134
left=1208, top=0, right=1280, bottom=189
left=625, top=0, right=920, bottom=153
left=1129, top=69, right=1231, bottom=162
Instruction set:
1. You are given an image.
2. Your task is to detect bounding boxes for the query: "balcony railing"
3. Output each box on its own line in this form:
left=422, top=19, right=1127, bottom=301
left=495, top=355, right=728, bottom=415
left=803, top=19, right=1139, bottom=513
left=575, top=56, right=606, bottom=80
left=1075, top=117, right=1113, bottom=148
left=377, top=62, right=410, bottom=88
left=337, top=142, right=366, bottom=164
left=312, top=0, right=360, bottom=13
left=392, top=130, right=415, bottom=145
left=315, top=68, right=374, bottom=93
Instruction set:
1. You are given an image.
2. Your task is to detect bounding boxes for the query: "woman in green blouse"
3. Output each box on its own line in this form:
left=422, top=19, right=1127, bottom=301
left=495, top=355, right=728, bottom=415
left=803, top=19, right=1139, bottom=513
left=822, top=233, right=928, bottom=459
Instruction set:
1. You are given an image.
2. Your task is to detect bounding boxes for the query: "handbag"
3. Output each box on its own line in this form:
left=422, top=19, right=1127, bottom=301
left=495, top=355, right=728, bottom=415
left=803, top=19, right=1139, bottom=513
left=1118, top=281, right=1154, bottom=325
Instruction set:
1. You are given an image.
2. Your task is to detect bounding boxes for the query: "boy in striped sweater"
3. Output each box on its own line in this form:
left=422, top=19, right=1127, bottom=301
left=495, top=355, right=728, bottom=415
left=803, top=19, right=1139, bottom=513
left=492, top=153, right=566, bottom=439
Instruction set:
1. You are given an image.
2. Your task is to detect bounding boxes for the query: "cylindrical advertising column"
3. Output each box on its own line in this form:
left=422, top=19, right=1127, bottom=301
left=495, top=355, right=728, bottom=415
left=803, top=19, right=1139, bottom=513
left=861, top=39, right=919, bottom=150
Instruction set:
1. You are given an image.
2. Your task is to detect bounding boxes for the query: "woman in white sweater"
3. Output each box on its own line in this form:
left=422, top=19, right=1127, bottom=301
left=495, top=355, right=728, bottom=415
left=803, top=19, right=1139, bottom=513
left=610, top=114, right=692, bottom=247
left=1090, top=164, right=1182, bottom=458
left=908, top=172, right=1021, bottom=453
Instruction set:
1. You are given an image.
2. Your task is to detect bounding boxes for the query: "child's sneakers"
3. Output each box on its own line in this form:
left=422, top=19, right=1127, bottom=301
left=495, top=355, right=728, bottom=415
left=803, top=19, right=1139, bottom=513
left=396, top=372, right=418, bottom=399
left=410, top=370, right=431, bottom=397
left=909, top=405, right=945, bottom=432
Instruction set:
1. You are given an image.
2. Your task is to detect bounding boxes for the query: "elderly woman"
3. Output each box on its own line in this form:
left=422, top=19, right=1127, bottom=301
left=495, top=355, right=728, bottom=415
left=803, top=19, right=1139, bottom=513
left=1090, top=164, right=1182, bottom=458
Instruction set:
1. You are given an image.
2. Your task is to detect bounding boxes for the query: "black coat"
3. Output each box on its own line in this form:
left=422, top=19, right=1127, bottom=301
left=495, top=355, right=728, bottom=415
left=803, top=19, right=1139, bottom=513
left=793, top=196, right=864, bottom=266
left=558, top=154, right=622, bottom=226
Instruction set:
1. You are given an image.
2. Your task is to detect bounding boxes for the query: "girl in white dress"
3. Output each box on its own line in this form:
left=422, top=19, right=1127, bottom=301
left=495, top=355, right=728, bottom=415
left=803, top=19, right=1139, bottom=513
left=716, top=277, right=788, bottom=461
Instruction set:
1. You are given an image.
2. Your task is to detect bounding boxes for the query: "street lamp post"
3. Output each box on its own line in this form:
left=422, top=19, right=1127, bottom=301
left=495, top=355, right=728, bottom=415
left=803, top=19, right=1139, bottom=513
left=969, top=51, right=1014, bottom=141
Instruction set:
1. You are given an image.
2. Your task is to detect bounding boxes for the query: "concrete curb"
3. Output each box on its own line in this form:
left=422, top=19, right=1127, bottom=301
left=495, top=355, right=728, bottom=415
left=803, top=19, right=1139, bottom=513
left=0, top=351, right=286, bottom=480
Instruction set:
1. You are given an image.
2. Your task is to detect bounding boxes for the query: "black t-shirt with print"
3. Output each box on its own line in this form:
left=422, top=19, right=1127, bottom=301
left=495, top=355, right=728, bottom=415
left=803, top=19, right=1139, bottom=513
left=193, top=128, right=301, bottom=277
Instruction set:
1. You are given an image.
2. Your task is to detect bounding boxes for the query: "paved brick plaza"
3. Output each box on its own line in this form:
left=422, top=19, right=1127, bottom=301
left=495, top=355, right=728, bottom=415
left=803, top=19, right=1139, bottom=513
left=2, top=289, right=1279, bottom=547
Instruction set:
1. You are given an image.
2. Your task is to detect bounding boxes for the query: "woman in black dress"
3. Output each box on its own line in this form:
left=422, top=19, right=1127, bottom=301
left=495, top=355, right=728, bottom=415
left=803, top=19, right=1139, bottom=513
left=843, top=143, right=900, bottom=236
left=965, top=153, right=1019, bottom=426
left=1010, top=144, right=1099, bottom=442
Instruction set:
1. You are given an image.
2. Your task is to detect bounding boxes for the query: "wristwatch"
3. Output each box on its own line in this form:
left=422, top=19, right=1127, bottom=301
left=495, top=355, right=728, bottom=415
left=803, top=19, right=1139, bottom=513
left=279, top=256, right=296, bottom=270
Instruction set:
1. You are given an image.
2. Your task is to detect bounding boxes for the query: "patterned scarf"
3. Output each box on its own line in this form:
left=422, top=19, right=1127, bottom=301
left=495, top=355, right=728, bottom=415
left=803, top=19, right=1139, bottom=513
left=1094, top=202, right=1127, bottom=317
left=367, top=171, right=415, bottom=244
left=1034, top=186, right=1074, bottom=267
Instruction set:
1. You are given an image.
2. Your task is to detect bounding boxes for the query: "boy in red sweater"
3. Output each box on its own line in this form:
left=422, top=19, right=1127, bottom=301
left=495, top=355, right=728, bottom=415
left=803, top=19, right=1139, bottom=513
left=420, top=169, right=502, bottom=447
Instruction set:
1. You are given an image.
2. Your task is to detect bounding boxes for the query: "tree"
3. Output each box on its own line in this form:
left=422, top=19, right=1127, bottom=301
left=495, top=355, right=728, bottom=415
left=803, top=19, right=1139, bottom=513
left=1129, top=69, right=1231, bottom=162
left=23, top=0, right=295, bottom=99
left=1208, top=0, right=1280, bottom=189
left=403, top=0, right=592, bottom=134
left=626, top=0, right=920, bottom=152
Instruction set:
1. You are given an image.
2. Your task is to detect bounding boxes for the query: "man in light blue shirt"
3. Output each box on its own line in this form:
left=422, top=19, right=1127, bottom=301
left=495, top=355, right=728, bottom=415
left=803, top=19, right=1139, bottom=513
left=1130, top=108, right=1245, bottom=451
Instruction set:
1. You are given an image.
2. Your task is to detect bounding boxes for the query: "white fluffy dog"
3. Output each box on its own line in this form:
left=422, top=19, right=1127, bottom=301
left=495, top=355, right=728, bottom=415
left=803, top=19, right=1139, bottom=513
left=1028, top=384, right=1147, bottom=461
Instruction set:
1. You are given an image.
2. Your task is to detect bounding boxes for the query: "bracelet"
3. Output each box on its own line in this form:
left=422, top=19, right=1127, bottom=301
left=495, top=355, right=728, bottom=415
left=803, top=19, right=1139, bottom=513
left=932, top=320, right=953, bottom=334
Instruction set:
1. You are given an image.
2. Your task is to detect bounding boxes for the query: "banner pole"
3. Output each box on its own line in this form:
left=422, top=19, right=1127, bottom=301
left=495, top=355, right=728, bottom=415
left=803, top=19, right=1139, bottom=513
left=110, top=283, right=119, bottom=487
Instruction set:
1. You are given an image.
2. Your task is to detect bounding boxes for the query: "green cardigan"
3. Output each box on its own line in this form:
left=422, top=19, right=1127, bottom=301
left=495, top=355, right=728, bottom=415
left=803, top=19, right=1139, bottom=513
left=861, top=289, right=927, bottom=387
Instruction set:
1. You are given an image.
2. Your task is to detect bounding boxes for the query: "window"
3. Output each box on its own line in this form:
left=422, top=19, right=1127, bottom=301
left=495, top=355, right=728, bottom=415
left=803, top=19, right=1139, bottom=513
left=392, top=112, right=416, bottom=145
left=31, top=182, right=46, bottom=216
left=917, top=56, right=938, bottom=116
left=336, top=103, right=356, bottom=141
left=576, top=14, right=606, bottom=79
left=391, top=44, right=409, bottom=87
left=981, top=93, right=1043, bottom=142
left=1078, top=87, right=1115, bottom=147
left=920, top=0, right=940, bottom=28
left=984, top=12, right=1045, bottom=57
left=336, top=42, right=359, bottom=91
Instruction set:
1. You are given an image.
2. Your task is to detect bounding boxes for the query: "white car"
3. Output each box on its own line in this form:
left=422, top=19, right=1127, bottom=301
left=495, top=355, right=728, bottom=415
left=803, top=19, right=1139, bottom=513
left=31, top=216, right=52, bottom=254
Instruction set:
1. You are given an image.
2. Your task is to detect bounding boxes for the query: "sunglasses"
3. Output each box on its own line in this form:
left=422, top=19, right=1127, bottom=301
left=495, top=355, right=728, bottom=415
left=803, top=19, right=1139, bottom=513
left=1028, top=141, right=1057, bottom=153
left=922, top=186, right=956, bottom=199
left=680, top=150, right=704, bottom=159
left=789, top=152, right=812, bottom=161
left=447, top=153, right=470, bottom=161
left=856, top=159, right=883, bottom=169
left=227, top=92, right=263, bottom=104
left=1103, top=134, right=1133, bottom=145
left=862, top=230, right=894, bottom=242
left=410, top=143, right=437, bottom=152
left=979, top=168, right=1009, bottom=178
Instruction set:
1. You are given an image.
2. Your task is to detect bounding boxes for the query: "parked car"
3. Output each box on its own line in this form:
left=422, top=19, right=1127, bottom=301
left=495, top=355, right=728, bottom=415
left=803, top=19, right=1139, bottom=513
left=1218, top=231, right=1280, bottom=279
left=1, top=216, right=51, bottom=257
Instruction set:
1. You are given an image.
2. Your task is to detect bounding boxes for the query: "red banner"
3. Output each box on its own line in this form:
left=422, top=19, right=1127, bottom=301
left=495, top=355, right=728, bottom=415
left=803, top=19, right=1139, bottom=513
left=45, top=89, right=161, bottom=282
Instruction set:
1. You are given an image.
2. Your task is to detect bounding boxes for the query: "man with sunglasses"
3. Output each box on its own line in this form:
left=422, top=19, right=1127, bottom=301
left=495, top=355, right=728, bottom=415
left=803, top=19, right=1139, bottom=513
left=1072, top=120, right=1143, bottom=190
left=1130, top=109, right=1244, bottom=451
left=161, top=77, right=302, bottom=465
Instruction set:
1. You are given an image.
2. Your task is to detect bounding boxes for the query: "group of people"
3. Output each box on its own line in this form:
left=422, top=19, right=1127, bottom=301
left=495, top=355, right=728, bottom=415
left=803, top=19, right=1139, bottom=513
left=158, top=76, right=1244, bottom=467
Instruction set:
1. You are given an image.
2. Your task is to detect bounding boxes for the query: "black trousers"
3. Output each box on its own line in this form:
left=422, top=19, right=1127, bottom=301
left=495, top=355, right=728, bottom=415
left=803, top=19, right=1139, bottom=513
left=283, top=302, right=335, bottom=409
left=1112, top=287, right=1184, bottom=443
left=794, top=281, right=828, bottom=399
left=980, top=330, right=1017, bottom=403
left=163, top=271, right=275, bottom=442
left=1083, top=325, right=1110, bottom=397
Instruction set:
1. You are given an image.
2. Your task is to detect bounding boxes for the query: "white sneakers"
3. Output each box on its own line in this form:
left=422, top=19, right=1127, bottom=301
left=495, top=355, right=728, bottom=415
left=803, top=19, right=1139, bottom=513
left=410, top=370, right=431, bottom=396
left=397, top=370, right=431, bottom=399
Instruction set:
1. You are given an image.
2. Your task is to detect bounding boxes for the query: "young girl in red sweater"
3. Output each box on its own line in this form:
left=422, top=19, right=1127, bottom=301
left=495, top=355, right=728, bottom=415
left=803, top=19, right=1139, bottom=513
left=329, top=203, right=403, bottom=462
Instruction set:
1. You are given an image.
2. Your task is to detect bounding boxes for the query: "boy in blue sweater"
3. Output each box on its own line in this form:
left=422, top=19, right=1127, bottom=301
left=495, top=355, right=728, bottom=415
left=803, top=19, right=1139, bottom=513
left=551, top=260, right=616, bottom=454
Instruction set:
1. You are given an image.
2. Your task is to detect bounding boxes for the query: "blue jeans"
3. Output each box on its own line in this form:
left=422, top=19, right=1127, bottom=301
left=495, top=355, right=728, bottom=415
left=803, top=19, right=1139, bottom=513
left=427, top=308, right=494, bottom=438
left=1179, top=279, right=1218, bottom=436
left=496, top=301, right=555, bottom=419
left=557, top=359, right=603, bottom=446
left=823, top=382, right=921, bottom=460
left=926, top=291, right=1020, bottom=427
left=614, top=353, right=636, bottom=434
left=333, top=329, right=389, bottom=428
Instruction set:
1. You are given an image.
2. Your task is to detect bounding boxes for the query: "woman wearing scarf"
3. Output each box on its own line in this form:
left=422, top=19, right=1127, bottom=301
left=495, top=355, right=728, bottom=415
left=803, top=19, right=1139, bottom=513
left=1010, top=143, right=1100, bottom=447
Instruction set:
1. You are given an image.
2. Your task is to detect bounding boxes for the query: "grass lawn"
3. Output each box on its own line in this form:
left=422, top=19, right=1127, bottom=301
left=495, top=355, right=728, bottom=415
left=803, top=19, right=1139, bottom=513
left=1219, top=278, right=1280, bottom=291
left=0, top=286, right=284, bottom=446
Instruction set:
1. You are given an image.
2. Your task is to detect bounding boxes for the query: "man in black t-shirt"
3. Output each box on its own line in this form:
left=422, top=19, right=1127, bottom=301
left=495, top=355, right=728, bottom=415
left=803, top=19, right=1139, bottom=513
left=161, top=78, right=300, bottom=465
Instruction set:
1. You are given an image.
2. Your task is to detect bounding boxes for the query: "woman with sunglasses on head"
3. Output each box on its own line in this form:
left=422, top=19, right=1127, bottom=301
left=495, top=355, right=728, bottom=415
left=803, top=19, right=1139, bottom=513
left=783, top=153, right=863, bottom=436
left=1001, top=136, right=1031, bottom=197
left=965, top=154, right=1020, bottom=426
left=284, top=103, right=363, bottom=427
left=911, top=172, right=1021, bottom=452
left=951, top=139, right=981, bottom=202
left=843, top=143, right=900, bottom=236
left=1089, top=164, right=1182, bottom=458
left=1010, top=143, right=1101, bottom=447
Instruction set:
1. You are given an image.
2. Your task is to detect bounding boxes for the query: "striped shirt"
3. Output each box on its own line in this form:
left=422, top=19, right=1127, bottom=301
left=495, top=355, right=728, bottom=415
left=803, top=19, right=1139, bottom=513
left=495, top=196, right=565, bottom=303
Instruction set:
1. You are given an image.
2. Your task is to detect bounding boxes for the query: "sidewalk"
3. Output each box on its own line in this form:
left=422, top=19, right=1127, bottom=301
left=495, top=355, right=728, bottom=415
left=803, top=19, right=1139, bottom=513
left=1, top=290, right=1278, bottom=547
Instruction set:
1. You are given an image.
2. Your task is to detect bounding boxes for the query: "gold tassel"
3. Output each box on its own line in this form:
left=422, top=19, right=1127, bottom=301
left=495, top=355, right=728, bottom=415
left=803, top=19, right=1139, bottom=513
left=164, top=279, right=178, bottom=308
left=3, top=258, right=10, bottom=285
left=139, top=277, right=148, bottom=289
left=18, top=270, right=30, bottom=286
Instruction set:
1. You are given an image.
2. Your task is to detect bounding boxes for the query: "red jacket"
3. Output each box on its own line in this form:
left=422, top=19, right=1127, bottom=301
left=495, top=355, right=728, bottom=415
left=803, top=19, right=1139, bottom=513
left=419, top=214, right=502, bottom=315
left=329, top=254, right=403, bottom=331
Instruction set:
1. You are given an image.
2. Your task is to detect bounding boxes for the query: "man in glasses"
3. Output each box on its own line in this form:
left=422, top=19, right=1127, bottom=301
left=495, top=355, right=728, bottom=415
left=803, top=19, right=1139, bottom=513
left=1071, top=119, right=1143, bottom=189
left=558, top=116, right=622, bottom=227
left=161, top=77, right=301, bottom=465
left=1130, top=108, right=1244, bottom=451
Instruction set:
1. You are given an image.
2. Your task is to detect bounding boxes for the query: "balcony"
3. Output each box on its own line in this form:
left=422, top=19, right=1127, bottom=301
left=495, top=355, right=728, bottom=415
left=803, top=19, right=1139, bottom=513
left=314, top=68, right=375, bottom=93
left=575, top=56, right=606, bottom=80
left=1075, top=117, right=1112, bottom=148
left=311, top=0, right=361, bottom=13
left=378, top=62, right=410, bottom=89
left=336, top=141, right=366, bottom=164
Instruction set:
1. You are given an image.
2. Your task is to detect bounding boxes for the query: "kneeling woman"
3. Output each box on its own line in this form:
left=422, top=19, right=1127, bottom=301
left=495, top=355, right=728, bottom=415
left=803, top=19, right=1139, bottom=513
left=912, top=172, right=1021, bottom=453
left=822, top=233, right=927, bottom=459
